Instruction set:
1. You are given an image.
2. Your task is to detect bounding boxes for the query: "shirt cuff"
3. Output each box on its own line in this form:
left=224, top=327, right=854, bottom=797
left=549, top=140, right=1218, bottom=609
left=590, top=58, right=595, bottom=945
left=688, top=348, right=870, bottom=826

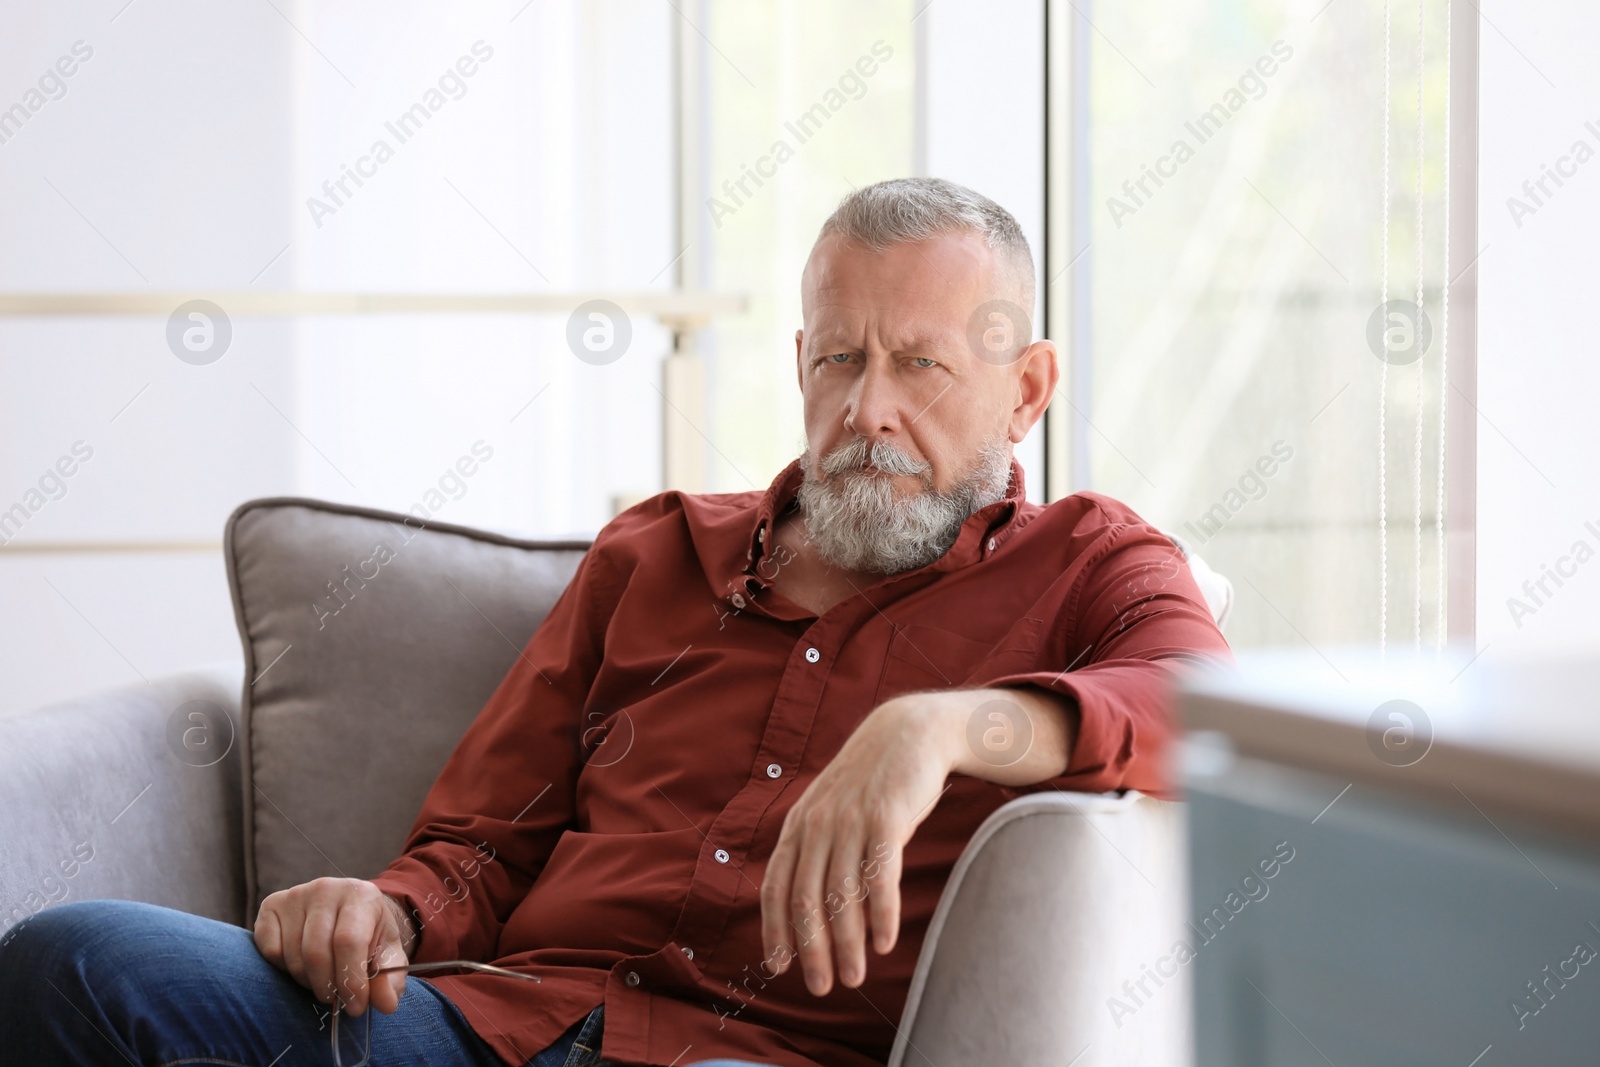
left=982, top=664, right=1180, bottom=800
left=369, top=854, right=473, bottom=964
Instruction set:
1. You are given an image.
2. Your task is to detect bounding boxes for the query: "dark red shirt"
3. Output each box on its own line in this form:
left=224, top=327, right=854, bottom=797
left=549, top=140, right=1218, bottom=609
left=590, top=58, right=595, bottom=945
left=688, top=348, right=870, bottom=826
left=370, top=456, right=1230, bottom=1067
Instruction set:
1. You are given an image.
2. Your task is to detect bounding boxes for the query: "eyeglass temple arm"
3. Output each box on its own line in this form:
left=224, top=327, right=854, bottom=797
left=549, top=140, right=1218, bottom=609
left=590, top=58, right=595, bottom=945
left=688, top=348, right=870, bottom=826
left=371, top=959, right=541, bottom=982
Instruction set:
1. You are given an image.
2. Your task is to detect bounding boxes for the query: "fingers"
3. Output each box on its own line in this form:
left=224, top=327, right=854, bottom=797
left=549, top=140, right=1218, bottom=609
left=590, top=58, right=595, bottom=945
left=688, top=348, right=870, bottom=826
left=762, top=800, right=908, bottom=997
left=329, top=897, right=381, bottom=1016
left=255, top=878, right=398, bottom=1018
left=252, top=902, right=284, bottom=965
left=865, top=842, right=903, bottom=956
left=373, top=967, right=409, bottom=1016
left=368, top=902, right=412, bottom=1015
left=274, top=892, right=310, bottom=991
left=760, top=828, right=799, bottom=978
left=788, top=816, right=836, bottom=996
left=252, top=880, right=414, bottom=1020
left=298, top=883, right=341, bottom=1013
left=825, top=839, right=871, bottom=989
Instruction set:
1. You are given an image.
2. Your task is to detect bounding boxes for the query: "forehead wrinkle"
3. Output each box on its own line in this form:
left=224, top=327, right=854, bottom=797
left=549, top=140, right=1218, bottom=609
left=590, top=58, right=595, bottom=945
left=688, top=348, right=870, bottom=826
left=806, top=283, right=937, bottom=314
left=811, top=279, right=923, bottom=294
left=806, top=279, right=967, bottom=319
left=807, top=295, right=888, bottom=313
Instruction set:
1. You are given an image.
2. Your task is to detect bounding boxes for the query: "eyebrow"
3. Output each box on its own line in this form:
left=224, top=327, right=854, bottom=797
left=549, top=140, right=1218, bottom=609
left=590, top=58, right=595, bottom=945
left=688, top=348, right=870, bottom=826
left=805, top=332, right=961, bottom=357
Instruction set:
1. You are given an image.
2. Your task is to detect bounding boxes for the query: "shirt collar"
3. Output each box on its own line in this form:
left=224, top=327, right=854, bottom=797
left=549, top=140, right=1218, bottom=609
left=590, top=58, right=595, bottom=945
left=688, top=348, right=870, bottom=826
left=744, top=453, right=1029, bottom=581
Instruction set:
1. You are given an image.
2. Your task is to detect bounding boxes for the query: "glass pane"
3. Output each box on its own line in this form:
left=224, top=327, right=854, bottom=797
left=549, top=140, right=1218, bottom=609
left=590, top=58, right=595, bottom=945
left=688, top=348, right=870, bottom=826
left=698, top=0, right=918, bottom=493
left=1081, top=1, right=1451, bottom=650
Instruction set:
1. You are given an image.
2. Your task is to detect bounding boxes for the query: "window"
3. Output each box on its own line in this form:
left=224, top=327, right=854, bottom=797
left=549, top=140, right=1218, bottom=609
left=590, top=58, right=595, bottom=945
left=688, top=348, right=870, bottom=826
left=1062, top=0, right=1456, bottom=650
left=692, top=0, right=919, bottom=494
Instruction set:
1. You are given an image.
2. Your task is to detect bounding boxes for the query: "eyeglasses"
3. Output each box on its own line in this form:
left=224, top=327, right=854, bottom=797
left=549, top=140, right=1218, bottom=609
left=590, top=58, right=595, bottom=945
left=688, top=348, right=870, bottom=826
left=330, top=959, right=541, bottom=1066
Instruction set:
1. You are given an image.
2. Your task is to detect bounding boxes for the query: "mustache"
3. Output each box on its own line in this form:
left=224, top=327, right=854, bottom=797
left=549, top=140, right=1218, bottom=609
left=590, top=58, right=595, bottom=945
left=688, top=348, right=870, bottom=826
left=817, top=436, right=931, bottom=479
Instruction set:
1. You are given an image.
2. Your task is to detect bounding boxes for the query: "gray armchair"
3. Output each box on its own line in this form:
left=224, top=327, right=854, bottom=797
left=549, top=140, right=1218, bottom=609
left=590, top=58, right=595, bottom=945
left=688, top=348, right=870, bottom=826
left=0, top=497, right=1225, bottom=1067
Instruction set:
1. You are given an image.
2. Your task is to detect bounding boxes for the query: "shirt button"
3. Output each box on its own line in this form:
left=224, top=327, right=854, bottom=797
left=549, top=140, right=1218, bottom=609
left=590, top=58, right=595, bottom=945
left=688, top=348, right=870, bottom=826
left=766, top=763, right=782, bottom=778
left=714, top=848, right=730, bottom=863
left=731, top=593, right=746, bottom=609
left=681, top=945, right=694, bottom=960
left=625, top=970, right=641, bottom=987
left=805, top=647, right=820, bottom=663
left=987, top=537, right=997, bottom=552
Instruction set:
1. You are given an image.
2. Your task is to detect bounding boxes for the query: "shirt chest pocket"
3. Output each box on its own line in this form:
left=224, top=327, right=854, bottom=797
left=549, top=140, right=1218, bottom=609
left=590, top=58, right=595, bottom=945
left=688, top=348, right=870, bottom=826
left=870, top=620, right=1004, bottom=703
left=873, top=620, right=1046, bottom=705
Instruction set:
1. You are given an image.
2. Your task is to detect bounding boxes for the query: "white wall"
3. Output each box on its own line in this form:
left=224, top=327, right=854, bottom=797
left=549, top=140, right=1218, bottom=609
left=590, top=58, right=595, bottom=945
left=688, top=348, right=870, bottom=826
left=1476, top=1, right=1600, bottom=653
left=284, top=1, right=674, bottom=539
left=0, top=0, right=675, bottom=713
left=0, top=1, right=296, bottom=714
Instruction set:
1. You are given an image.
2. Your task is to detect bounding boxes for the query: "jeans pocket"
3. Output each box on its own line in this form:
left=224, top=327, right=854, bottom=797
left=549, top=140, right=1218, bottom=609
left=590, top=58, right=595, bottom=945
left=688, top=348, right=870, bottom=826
left=563, top=1004, right=606, bottom=1067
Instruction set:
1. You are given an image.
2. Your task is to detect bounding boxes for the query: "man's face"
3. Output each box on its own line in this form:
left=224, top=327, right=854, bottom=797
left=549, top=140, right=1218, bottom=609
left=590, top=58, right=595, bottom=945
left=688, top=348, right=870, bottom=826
left=796, top=230, right=1051, bottom=492
left=791, top=229, right=1057, bottom=573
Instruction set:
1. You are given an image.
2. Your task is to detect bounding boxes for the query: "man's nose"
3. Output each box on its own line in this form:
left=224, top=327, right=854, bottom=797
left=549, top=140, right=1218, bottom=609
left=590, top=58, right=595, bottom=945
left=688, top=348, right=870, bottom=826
left=844, top=361, right=902, bottom=439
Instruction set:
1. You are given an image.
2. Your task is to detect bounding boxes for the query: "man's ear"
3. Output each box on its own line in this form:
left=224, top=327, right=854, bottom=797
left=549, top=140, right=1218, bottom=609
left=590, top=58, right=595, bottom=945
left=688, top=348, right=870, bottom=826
left=1008, top=338, right=1059, bottom=444
left=795, top=329, right=805, bottom=391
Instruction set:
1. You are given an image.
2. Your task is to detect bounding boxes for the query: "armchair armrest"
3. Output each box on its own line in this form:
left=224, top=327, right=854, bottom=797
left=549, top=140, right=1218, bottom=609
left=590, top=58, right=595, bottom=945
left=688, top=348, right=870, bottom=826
left=0, top=663, right=246, bottom=943
left=889, top=791, right=1191, bottom=1067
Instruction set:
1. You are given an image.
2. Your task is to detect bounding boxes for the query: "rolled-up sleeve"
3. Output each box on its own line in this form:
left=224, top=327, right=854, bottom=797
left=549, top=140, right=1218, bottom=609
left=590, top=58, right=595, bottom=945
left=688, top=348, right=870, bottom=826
left=368, top=533, right=620, bottom=964
left=985, top=512, right=1232, bottom=800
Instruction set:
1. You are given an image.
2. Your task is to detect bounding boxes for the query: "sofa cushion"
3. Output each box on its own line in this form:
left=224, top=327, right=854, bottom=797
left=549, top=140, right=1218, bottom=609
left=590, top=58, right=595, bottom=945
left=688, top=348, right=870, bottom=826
left=224, top=498, right=589, bottom=922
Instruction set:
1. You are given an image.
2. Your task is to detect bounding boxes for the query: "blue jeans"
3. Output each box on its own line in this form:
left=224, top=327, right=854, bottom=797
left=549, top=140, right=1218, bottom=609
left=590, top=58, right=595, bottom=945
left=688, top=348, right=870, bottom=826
left=0, top=899, right=774, bottom=1067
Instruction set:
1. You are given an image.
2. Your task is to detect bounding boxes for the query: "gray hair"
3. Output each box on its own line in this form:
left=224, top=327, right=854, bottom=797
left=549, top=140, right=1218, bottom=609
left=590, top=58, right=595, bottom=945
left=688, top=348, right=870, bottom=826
left=816, top=177, right=1035, bottom=310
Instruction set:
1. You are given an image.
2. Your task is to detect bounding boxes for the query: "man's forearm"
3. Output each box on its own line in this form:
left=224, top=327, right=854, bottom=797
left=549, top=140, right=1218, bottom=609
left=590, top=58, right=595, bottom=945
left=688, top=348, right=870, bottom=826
left=934, top=685, right=1077, bottom=787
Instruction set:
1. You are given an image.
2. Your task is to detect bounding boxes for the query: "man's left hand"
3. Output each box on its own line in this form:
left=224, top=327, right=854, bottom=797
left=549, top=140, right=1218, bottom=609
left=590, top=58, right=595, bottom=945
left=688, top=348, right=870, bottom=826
left=758, top=692, right=958, bottom=996
left=759, top=685, right=1075, bottom=996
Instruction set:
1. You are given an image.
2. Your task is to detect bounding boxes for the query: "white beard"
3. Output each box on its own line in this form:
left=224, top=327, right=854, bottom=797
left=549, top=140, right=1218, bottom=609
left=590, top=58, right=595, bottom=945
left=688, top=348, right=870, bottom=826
left=795, top=436, right=1013, bottom=575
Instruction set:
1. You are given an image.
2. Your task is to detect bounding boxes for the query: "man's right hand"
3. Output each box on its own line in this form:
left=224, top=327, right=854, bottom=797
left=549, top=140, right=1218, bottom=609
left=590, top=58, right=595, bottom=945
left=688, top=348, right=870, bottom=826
left=253, top=877, right=418, bottom=1017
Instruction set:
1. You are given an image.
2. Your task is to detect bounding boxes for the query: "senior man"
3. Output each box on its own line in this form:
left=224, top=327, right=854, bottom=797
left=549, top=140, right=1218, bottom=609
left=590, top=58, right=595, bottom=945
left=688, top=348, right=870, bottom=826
left=0, top=177, right=1229, bottom=1067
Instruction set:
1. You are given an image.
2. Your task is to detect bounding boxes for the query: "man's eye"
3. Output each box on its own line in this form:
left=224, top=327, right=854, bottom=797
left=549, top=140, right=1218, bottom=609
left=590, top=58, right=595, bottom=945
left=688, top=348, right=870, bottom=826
left=827, top=353, right=852, bottom=364
left=911, top=357, right=938, bottom=368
